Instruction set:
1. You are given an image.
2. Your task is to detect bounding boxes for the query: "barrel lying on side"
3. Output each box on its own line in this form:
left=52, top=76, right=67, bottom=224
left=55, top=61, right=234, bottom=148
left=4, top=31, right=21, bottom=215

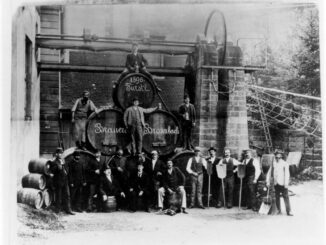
left=42, top=189, right=53, bottom=208
left=22, top=173, right=47, bottom=190
left=17, top=188, right=44, bottom=209
left=28, top=158, right=51, bottom=175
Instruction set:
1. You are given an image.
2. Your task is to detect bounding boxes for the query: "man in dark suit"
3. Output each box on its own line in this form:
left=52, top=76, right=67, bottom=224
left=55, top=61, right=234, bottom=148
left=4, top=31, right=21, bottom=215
left=117, top=42, right=152, bottom=82
left=85, top=150, right=103, bottom=212
left=67, top=150, right=87, bottom=212
left=178, top=95, right=196, bottom=151
left=128, top=162, right=150, bottom=212
left=144, top=150, right=166, bottom=208
left=206, top=147, right=220, bottom=207
left=49, top=147, right=74, bottom=215
left=157, top=160, right=188, bottom=214
left=99, top=164, right=126, bottom=211
left=123, top=97, right=157, bottom=155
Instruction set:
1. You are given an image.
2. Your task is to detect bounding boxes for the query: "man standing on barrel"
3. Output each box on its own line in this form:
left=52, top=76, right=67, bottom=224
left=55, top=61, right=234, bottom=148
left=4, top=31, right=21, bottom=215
left=216, top=148, right=240, bottom=208
left=71, top=90, right=97, bottom=150
left=186, top=147, right=207, bottom=209
left=49, top=147, right=75, bottom=215
left=242, top=149, right=261, bottom=211
left=157, top=160, right=188, bottom=214
left=179, top=95, right=196, bottom=151
left=123, top=97, right=157, bottom=156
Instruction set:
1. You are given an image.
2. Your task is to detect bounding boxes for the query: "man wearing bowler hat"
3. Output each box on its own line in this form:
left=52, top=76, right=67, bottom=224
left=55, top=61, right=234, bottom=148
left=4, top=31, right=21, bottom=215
left=123, top=97, right=157, bottom=155
left=71, top=90, right=97, bottom=150
left=206, top=147, right=220, bottom=206
left=186, top=147, right=207, bottom=209
left=216, top=148, right=241, bottom=208
left=49, top=147, right=75, bottom=215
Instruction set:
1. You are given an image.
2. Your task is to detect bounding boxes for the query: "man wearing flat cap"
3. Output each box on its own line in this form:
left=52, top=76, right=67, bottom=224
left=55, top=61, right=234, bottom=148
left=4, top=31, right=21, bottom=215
left=158, top=160, right=188, bottom=214
left=123, top=97, right=157, bottom=155
left=128, top=162, right=151, bottom=212
left=71, top=90, right=97, bottom=150
left=186, top=147, right=207, bottom=209
left=216, top=148, right=241, bottom=208
left=49, top=147, right=74, bottom=215
left=266, top=151, right=293, bottom=216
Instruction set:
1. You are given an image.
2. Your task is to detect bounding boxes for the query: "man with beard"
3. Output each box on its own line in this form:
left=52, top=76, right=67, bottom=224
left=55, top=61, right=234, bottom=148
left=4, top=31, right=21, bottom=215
left=216, top=148, right=240, bottom=208
left=241, top=149, right=261, bottom=211
left=49, top=147, right=74, bottom=215
left=144, top=150, right=165, bottom=208
left=157, top=160, right=188, bottom=214
left=71, top=90, right=97, bottom=150
left=85, top=150, right=103, bottom=212
left=67, top=150, right=87, bottom=212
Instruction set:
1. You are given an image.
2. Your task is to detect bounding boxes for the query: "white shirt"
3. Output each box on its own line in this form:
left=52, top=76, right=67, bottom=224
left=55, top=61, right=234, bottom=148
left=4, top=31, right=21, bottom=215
left=242, top=158, right=261, bottom=183
left=186, top=156, right=207, bottom=174
left=218, top=157, right=241, bottom=166
left=152, top=159, right=157, bottom=170
left=266, top=159, right=290, bottom=187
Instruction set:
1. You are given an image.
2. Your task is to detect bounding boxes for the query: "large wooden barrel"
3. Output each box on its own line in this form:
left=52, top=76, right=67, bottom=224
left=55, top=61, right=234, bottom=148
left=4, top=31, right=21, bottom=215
left=17, top=188, right=44, bottom=209
left=28, top=158, right=51, bottom=175
left=143, top=110, right=181, bottom=156
left=87, top=108, right=130, bottom=154
left=22, top=173, right=47, bottom=190
left=103, top=196, right=117, bottom=212
left=63, top=147, right=96, bottom=170
left=113, top=73, right=156, bottom=110
left=42, top=189, right=53, bottom=208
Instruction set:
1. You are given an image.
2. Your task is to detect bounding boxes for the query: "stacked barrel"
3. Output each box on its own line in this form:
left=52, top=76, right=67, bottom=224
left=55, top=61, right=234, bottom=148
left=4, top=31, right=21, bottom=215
left=87, top=73, right=181, bottom=157
left=17, top=158, right=53, bottom=209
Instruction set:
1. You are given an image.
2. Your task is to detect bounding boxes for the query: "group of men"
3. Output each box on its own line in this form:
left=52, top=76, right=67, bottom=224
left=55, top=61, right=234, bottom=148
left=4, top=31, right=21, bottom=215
left=49, top=146, right=292, bottom=216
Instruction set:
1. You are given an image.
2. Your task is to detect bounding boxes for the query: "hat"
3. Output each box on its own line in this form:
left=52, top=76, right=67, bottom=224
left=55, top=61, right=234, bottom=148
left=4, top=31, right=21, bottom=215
left=55, top=147, right=63, bottom=154
left=274, top=150, right=284, bottom=156
left=133, top=97, right=139, bottom=102
left=194, top=147, right=201, bottom=152
left=184, top=94, right=190, bottom=99
left=151, top=150, right=158, bottom=155
left=83, top=90, right=89, bottom=94
left=208, top=147, right=217, bottom=152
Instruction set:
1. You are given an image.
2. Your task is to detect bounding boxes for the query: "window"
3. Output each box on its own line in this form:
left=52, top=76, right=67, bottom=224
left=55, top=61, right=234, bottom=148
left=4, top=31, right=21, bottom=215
left=25, top=36, right=33, bottom=120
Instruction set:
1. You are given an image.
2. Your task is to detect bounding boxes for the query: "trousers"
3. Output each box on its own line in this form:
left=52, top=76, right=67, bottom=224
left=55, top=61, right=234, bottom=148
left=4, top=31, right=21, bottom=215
left=54, top=183, right=72, bottom=212
left=218, top=176, right=234, bottom=206
left=129, top=124, right=143, bottom=155
left=274, top=184, right=291, bottom=214
left=181, top=120, right=193, bottom=150
left=118, top=67, right=153, bottom=82
left=190, top=174, right=203, bottom=206
left=244, top=175, right=257, bottom=209
left=158, top=187, right=187, bottom=209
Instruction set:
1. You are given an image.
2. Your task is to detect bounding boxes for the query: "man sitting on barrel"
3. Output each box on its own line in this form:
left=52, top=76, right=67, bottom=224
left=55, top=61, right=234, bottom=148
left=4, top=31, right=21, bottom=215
left=128, top=161, right=150, bottom=212
left=49, top=147, right=75, bottom=215
left=99, top=164, right=126, bottom=212
left=157, top=160, right=188, bottom=214
left=216, top=148, right=240, bottom=208
left=123, top=97, right=157, bottom=156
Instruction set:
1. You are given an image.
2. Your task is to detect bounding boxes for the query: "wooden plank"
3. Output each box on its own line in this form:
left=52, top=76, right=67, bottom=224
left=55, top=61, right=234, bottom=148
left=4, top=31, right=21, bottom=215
left=40, top=28, right=60, bottom=35
left=40, top=48, right=60, bottom=55
left=40, top=15, right=59, bottom=22
left=41, top=22, right=60, bottom=29
left=40, top=54, right=60, bottom=63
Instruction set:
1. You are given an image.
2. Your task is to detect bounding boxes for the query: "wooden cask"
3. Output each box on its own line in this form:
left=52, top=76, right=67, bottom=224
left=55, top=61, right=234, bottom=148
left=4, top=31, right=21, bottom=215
left=17, top=188, right=44, bottom=209
left=42, top=189, right=53, bottom=208
left=87, top=108, right=130, bottom=155
left=22, top=173, right=47, bottom=190
left=102, top=196, right=117, bottom=212
left=113, top=73, right=156, bottom=109
left=143, top=110, right=181, bottom=156
left=28, top=158, right=51, bottom=175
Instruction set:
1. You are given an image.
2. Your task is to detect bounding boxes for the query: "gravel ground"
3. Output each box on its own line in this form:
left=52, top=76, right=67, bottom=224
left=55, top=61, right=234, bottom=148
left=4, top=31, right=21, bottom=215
left=17, top=181, right=325, bottom=245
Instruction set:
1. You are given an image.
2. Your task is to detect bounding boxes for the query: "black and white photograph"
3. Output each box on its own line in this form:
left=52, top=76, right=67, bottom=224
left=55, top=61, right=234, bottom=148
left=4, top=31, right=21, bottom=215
left=1, top=0, right=325, bottom=244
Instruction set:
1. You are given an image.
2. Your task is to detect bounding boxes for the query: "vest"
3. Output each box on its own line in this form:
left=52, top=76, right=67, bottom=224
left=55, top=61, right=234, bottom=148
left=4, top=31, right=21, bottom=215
left=223, top=158, right=234, bottom=178
left=166, top=169, right=178, bottom=190
left=245, top=158, right=255, bottom=177
left=191, top=157, right=204, bottom=174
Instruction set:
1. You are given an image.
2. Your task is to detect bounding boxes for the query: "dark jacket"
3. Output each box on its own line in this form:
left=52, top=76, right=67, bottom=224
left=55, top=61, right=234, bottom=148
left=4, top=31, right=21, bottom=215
left=163, top=167, right=185, bottom=191
left=67, top=158, right=86, bottom=186
left=109, top=155, right=127, bottom=174
left=178, top=103, right=196, bottom=123
left=99, top=174, right=122, bottom=197
left=144, top=159, right=166, bottom=181
left=126, top=53, right=148, bottom=71
left=86, top=157, right=104, bottom=184
left=49, top=158, right=69, bottom=187
left=129, top=171, right=150, bottom=193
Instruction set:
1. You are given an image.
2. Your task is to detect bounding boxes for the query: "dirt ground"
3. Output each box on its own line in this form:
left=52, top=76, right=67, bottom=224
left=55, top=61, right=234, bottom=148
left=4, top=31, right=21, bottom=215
left=17, top=181, right=325, bottom=245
